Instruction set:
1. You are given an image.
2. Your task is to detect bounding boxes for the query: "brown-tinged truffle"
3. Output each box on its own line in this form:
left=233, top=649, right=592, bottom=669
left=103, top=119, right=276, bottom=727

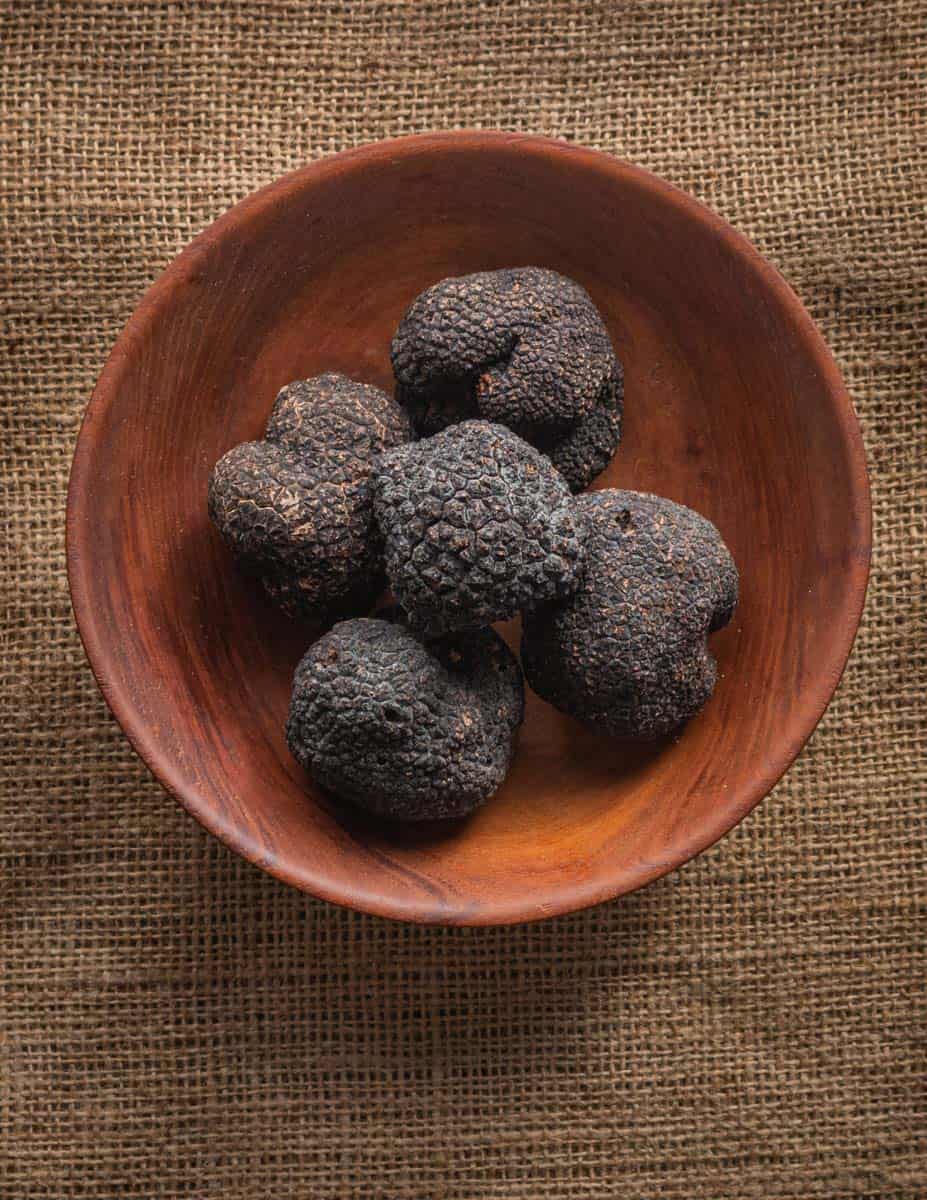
left=208, top=373, right=411, bottom=619
left=521, top=490, right=738, bottom=738
left=529, top=364, right=623, bottom=493
left=265, top=374, right=408, bottom=465
left=371, top=420, right=586, bottom=635
left=285, top=617, right=525, bottom=820
left=391, top=267, right=624, bottom=491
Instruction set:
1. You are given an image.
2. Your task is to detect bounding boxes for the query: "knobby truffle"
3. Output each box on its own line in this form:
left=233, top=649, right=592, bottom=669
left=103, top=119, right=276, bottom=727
left=391, top=266, right=624, bottom=492
left=522, top=490, right=738, bottom=738
left=264, top=374, right=408, bottom=468
left=371, top=420, right=586, bottom=635
left=208, top=373, right=410, bottom=619
left=286, top=617, right=525, bottom=820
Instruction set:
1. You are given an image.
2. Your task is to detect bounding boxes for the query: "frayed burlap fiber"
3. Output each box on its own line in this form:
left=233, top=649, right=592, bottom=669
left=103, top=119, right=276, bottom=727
left=1, top=3, right=924, bottom=1197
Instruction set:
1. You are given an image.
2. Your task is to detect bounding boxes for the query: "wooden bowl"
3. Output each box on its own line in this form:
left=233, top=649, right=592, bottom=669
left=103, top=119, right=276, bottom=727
left=67, top=133, right=870, bottom=925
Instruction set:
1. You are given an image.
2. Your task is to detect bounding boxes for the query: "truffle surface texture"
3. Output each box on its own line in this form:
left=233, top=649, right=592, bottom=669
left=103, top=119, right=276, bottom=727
left=265, top=374, right=407, bottom=465
left=371, top=420, right=586, bottom=635
left=208, top=373, right=411, bottom=619
left=521, top=490, right=738, bottom=738
left=529, top=364, right=623, bottom=494
left=391, top=266, right=624, bottom=491
left=286, top=617, right=525, bottom=821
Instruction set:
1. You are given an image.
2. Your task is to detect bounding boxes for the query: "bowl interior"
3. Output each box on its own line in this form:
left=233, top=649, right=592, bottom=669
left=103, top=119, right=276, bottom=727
left=68, top=135, right=869, bottom=923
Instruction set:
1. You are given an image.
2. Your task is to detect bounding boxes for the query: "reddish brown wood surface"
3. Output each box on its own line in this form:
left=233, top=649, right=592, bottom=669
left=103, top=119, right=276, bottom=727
left=66, top=132, right=871, bottom=925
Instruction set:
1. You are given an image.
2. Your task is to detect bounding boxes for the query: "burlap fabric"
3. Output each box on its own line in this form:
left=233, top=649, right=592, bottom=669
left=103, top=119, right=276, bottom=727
left=2, top=3, right=924, bottom=1197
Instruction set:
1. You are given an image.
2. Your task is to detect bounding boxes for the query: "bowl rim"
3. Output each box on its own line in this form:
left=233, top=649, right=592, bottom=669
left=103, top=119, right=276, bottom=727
left=66, top=130, right=872, bottom=925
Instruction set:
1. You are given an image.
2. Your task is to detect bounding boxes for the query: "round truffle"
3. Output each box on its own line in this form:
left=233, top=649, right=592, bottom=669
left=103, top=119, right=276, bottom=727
left=208, top=373, right=411, bottom=620
left=521, top=490, right=738, bottom=739
left=286, top=617, right=525, bottom=821
left=371, top=420, right=586, bottom=635
left=391, top=266, right=624, bottom=491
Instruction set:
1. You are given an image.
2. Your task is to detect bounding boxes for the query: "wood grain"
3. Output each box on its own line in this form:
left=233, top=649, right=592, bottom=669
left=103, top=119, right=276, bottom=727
left=66, top=132, right=871, bottom=925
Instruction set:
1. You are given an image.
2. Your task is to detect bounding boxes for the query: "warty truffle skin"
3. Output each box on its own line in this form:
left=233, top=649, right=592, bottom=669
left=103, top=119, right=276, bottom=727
left=530, top=364, right=623, bottom=494
left=286, top=617, right=525, bottom=820
left=371, top=419, right=586, bottom=636
left=207, top=373, right=411, bottom=620
left=521, top=490, right=738, bottom=739
left=265, top=374, right=408, bottom=465
left=391, top=267, right=624, bottom=492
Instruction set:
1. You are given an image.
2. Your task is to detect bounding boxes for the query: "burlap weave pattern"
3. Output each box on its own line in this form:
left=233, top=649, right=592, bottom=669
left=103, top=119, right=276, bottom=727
left=1, top=2, right=925, bottom=1197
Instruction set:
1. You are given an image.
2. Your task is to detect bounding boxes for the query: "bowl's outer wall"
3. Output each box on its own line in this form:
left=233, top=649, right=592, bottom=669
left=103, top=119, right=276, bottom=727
left=67, top=133, right=870, bottom=924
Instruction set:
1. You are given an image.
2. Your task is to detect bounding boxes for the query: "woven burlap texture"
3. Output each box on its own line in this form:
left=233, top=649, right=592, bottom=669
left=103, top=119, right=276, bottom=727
left=1, top=2, right=924, bottom=1197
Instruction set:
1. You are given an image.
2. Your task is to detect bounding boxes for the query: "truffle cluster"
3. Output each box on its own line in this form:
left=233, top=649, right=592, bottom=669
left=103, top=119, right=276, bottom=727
left=208, top=373, right=410, bottom=619
left=208, top=267, right=738, bottom=823
left=391, top=267, right=624, bottom=492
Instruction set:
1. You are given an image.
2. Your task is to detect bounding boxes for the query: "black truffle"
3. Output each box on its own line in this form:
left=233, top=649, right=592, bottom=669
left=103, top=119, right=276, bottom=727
left=521, top=490, right=738, bottom=739
left=264, top=375, right=407, bottom=468
left=208, top=373, right=411, bottom=619
left=391, top=267, right=624, bottom=491
left=286, top=617, right=525, bottom=820
left=371, top=420, right=586, bottom=635
left=529, top=365, right=623, bottom=494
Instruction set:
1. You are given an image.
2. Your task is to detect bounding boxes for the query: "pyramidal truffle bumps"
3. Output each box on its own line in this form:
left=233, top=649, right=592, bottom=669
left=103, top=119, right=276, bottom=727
left=263, top=374, right=408, bottom=467
left=522, top=490, right=738, bottom=738
left=371, top=420, right=586, bottom=635
left=391, top=266, right=624, bottom=491
left=286, top=617, right=525, bottom=820
left=208, top=373, right=410, bottom=620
